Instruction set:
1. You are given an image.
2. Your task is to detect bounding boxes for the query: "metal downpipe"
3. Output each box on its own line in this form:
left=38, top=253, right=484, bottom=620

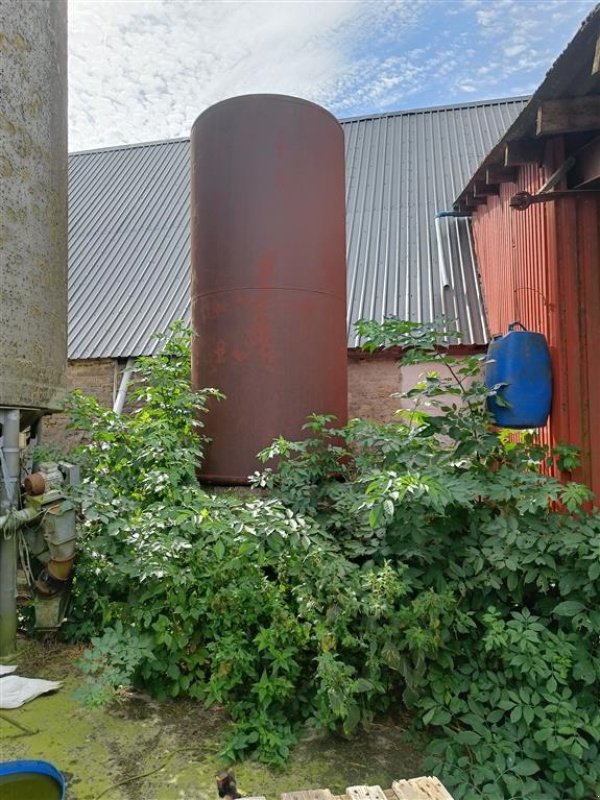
left=434, top=216, right=452, bottom=290
left=113, top=358, right=136, bottom=413
left=0, top=409, right=20, bottom=657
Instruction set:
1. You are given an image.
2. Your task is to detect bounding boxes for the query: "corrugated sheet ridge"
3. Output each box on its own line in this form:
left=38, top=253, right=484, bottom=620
left=67, top=98, right=529, bottom=357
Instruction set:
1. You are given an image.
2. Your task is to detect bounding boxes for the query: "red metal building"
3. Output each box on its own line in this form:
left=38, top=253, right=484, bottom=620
left=456, top=9, right=600, bottom=496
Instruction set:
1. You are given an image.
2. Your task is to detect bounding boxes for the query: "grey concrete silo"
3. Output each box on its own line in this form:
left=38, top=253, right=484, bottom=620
left=0, top=0, right=68, bottom=412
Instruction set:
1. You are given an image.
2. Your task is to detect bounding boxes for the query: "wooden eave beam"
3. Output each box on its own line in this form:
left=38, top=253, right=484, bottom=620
left=536, top=97, right=600, bottom=136
left=573, top=135, right=600, bottom=187
left=505, top=139, right=545, bottom=167
left=456, top=194, right=477, bottom=212
left=473, top=181, right=499, bottom=197
left=486, top=165, right=518, bottom=184
left=465, top=192, right=487, bottom=207
left=591, top=34, right=600, bottom=76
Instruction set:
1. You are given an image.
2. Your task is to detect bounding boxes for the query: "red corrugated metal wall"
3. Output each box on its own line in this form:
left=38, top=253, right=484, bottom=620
left=472, top=138, right=600, bottom=497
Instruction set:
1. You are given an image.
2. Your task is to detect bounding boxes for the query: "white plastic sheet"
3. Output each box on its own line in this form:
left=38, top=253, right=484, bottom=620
left=0, top=674, right=62, bottom=708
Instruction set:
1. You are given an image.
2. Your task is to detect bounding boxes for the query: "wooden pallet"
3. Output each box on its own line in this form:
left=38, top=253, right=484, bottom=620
left=246, top=777, right=454, bottom=800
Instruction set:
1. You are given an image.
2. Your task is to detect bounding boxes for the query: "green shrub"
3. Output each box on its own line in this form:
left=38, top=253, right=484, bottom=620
left=66, top=320, right=600, bottom=798
left=257, top=318, right=600, bottom=798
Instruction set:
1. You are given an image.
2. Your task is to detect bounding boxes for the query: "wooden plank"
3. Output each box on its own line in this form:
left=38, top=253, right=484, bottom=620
left=465, top=192, right=487, bottom=207
left=591, top=34, right=600, bottom=76
left=456, top=197, right=472, bottom=212
left=393, top=777, right=455, bottom=800
left=572, top=135, right=600, bottom=187
left=282, top=791, right=334, bottom=800
left=391, top=781, right=422, bottom=800
left=486, top=165, right=518, bottom=184
left=347, top=785, right=388, bottom=800
left=473, top=181, right=499, bottom=197
left=536, top=97, right=600, bottom=136
left=505, top=139, right=545, bottom=166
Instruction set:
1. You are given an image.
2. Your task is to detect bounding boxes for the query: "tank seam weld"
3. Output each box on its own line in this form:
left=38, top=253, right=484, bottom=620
left=192, top=287, right=345, bottom=300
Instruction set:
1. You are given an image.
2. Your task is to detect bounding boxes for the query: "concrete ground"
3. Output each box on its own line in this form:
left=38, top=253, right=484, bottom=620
left=0, top=639, right=425, bottom=800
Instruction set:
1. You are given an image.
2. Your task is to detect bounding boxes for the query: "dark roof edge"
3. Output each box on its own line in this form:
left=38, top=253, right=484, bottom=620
left=338, top=95, right=530, bottom=124
left=69, top=135, right=190, bottom=158
left=68, top=95, right=531, bottom=158
left=455, top=6, right=600, bottom=206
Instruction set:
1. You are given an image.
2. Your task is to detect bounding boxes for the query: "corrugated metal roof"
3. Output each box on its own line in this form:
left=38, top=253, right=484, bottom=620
left=68, top=97, right=528, bottom=358
left=68, top=138, right=191, bottom=359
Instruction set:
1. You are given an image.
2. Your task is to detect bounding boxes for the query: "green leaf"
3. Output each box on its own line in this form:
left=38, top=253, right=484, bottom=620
left=588, top=561, right=600, bottom=581
left=431, top=709, right=452, bottom=726
left=343, top=703, right=361, bottom=735
left=553, top=601, right=585, bottom=617
left=456, top=730, right=481, bottom=746
left=510, top=705, right=522, bottom=723
left=512, top=759, right=539, bottom=776
left=214, top=539, right=225, bottom=559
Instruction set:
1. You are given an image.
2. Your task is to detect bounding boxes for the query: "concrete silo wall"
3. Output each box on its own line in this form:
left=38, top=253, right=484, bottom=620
left=0, top=0, right=68, bottom=411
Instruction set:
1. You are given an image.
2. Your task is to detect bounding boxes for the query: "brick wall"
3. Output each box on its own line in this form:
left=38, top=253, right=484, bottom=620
left=348, top=354, right=401, bottom=420
left=42, top=358, right=116, bottom=449
left=348, top=352, right=469, bottom=422
left=42, top=353, right=471, bottom=450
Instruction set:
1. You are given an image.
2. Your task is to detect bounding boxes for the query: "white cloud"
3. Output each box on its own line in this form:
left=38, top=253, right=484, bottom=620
left=68, top=0, right=387, bottom=149
left=68, top=0, right=597, bottom=151
left=468, top=0, right=594, bottom=79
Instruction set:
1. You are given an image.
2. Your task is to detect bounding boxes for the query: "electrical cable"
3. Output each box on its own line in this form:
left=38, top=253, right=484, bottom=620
left=93, top=746, right=212, bottom=800
left=18, top=529, right=36, bottom=592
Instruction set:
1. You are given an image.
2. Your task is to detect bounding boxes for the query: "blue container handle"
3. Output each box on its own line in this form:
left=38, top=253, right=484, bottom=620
left=508, top=321, right=528, bottom=331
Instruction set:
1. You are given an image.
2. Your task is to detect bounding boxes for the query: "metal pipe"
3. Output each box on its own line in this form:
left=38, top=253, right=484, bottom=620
left=0, top=507, right=39, bottom=532
left=510, top=189, right=600, bottom=211
left=0, top=409, right=20, bottom=657
left=113, top=358, right=136, bottom=413
left=435, top=210, right=471, bottom=218
left=434, top=216, right=452, bottom=289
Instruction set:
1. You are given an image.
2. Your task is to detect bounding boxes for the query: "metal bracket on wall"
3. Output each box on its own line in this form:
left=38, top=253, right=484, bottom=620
left=510, top=189, right=600, bottom=211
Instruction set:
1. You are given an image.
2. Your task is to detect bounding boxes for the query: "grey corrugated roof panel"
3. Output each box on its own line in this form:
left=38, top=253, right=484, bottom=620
left=68, top=139, right=191, bottom=358
left=343, top=97, right=528, bottom=346
left=67, top=97, right=529, bottom=358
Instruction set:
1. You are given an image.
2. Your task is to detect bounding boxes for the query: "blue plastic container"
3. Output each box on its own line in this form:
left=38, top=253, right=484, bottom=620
left=0, top=759, right=66, bottom=800
left=485, top=323, right=552, bottom=429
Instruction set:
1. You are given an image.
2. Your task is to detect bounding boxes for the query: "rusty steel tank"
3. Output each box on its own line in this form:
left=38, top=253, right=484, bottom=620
left=191, top=94, right=347, bottom=484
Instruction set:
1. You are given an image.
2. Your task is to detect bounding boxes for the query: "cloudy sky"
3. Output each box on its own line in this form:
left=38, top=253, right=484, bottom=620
left=69, top=0, right=596, bottom=152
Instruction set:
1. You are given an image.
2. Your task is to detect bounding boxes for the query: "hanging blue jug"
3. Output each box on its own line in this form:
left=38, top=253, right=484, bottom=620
left=485, top=322, right=552, bottom=428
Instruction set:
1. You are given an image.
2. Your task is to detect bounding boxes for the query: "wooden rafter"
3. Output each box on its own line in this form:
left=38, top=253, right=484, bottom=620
left=474, top=181, right=499, bottom=197
left=486, top=165, right=518, bottom=184
left=505, top=139, right=545, bottom=167
left=466, top=192, right=488, bottom=206
left=573, top=135, right=600, bottom=186
left=536, top=97, right=600, bottom=136
left=592, top=34, right=600, bottom=76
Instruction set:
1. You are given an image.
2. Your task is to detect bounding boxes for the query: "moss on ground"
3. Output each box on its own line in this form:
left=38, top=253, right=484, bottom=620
left=1, top=639, right=424, bottom=800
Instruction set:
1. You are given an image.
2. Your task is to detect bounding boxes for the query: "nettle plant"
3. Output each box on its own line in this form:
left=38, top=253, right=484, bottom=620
left=65, top=320, right=600, bottom=797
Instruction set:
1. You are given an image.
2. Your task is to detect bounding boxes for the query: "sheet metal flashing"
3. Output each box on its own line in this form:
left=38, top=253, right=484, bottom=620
left=67, top=98, right=528, bottom=358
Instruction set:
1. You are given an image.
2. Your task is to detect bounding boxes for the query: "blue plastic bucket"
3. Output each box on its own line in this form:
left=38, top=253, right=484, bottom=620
left=0, top=759, right=66, bottom=800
